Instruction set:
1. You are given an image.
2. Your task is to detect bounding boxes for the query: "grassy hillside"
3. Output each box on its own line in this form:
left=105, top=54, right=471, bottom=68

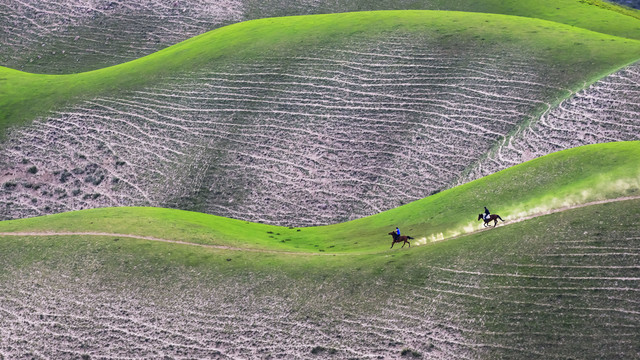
left=2, top=11, right=640, bottom=136
left=1, top=196, right=638, bottom=358
left=2, top=0, right=640, bottom=75
left=2, top=141, right=638, bottom=254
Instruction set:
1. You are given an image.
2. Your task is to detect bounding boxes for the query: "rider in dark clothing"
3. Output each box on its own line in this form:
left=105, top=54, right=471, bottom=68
left=484, top=207, right=491, bottom=220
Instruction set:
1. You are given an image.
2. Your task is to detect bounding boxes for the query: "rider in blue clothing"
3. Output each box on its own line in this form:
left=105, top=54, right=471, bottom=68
left=395, top=227, right=401, bottom=238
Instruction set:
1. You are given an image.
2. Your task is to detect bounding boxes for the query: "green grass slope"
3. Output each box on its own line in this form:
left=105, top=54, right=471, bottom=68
left=2, top=11, right=640, bottom=138
left=1, top=196, right=638, bottom=358
left=2, top=141, right=638, bottom=254
left=3, top=0, right=640, bottom=75
left=248, top=0, right=640, bottom=40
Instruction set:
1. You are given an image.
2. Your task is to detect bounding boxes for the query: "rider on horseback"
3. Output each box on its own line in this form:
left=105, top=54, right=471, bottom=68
left=484, top=206, right=491, bottom=220
left=394, top=227, right=400, bottom=240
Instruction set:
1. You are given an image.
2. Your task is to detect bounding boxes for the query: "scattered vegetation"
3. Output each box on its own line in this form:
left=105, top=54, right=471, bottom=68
left=401, top=348, right=422, bottom=357
left=3, top=182, right=17, bottom=190
left=311, top=346, right=337, bottom=355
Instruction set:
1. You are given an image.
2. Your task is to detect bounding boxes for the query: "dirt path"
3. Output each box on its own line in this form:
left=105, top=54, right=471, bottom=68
left=1, top=195, right=639, bottom=256
left=438, top=195, right=640, bottom=244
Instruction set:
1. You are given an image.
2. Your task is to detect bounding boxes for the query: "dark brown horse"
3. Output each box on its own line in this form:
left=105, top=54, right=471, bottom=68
left=478, top=213, right=504, bottom=227
left=388, top=232, right=413, bottom=248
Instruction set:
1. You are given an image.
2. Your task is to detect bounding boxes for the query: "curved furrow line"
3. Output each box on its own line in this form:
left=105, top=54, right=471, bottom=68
left=461, top=61, right=640, bottom=183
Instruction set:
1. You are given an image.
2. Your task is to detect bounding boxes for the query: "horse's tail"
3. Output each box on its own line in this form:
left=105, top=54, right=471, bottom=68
left=407, top=236, right=414, bottom=240
left=497, top=215, right=504, bottom=221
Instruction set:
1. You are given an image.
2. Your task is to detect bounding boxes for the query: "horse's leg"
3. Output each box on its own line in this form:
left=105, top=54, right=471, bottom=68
left=407, top=240, right=410, bottom=248
left=391, top=241, right=394, bottom=249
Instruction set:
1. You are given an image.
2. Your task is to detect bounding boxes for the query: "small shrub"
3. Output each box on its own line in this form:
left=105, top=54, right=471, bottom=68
left=311, top=346, right=337, bottom=355
left=59, top=170, right=72, bottom=183
left=93, top=175, right=105, bottom=186
left=81, top=355, right=91, bottom=360
left=27, top=166, right=38, bottom=174
left=3, top=182, right=17, bottom=190
left=115, top=160, right=126, bottom=166
left=21, top=158, right=29, bottom=164
left=401, top=348, right=422, bottom=358
left=72, top=189, right=82, bottom=196
left=83, top=193, right=100, bottom=200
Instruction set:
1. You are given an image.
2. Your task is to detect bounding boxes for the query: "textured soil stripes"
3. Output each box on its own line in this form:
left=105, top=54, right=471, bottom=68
left=0, top=35, right=569, bottom=225
left=0, top=272, right=474, bottom=359
left=461, top=61, right=640, bottom=182
left=0, top=0, right=245, bottom=73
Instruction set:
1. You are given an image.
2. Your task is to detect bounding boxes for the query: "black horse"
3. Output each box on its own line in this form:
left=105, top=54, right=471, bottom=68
left=478, top=213, right=504, bottom=227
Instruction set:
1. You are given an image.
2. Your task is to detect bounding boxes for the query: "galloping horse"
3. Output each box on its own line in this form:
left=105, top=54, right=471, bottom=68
left=478, top=213, right=504, bottom=227
left=388, top=231, right=413, bottom=249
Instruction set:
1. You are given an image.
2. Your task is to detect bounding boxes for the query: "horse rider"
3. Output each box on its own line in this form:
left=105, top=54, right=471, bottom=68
left=484, top=207, right=491, bottom=220
left=395, top=227, right=401, bottom=240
